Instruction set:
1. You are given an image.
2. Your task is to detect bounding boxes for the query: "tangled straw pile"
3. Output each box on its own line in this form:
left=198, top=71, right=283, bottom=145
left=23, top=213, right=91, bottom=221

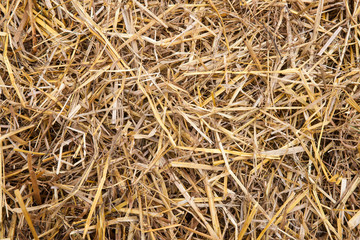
left=1, top=0, right=360, bottom=239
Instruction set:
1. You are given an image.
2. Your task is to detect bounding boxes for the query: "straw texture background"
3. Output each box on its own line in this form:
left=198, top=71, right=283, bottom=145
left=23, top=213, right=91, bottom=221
left=0, top=0, right=360, bottom=239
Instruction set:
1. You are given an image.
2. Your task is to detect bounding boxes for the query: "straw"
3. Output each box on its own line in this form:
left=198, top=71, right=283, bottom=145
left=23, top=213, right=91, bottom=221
left=1, top=0, right=359, bottom=239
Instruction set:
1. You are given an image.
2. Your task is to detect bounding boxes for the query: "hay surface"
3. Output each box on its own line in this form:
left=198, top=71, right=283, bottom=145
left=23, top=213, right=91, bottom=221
left=0, top=0, right=360, bottom=239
